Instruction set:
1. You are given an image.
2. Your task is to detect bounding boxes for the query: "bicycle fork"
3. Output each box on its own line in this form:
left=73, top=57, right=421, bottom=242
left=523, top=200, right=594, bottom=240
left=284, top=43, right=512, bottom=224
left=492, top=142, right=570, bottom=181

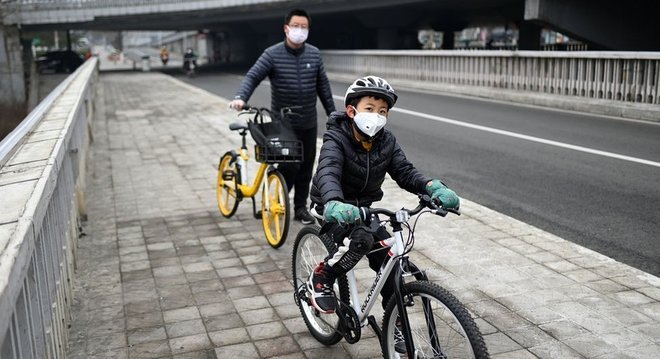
left=392, top=264, right=417, bottom=357
left=392, top=259, right=443, bottom=358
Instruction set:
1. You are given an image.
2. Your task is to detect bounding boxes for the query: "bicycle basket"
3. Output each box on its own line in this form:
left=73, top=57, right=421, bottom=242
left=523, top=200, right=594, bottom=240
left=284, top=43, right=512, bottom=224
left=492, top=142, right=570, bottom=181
left=248, top=120, right=303, bottom=164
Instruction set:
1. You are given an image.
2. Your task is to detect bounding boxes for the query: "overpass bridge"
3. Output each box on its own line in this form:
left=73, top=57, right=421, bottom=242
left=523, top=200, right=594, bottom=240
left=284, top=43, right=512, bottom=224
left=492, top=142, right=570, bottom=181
left=1, top=57, right=659, bottom=358
left=3, top=0, right=659, bottom=51
left=2, top=0, right=658, bottom=110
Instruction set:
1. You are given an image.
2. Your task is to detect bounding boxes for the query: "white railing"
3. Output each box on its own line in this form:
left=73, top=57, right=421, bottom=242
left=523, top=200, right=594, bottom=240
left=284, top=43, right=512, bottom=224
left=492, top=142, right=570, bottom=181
left=0, top=57, right=98, bottom=359
left=322, top=50, right=660, bottom=105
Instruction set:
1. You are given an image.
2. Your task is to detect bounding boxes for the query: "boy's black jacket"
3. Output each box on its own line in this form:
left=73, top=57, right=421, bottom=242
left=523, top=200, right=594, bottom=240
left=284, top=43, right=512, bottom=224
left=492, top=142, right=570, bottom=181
left=310, top=111, right=430, bottom=208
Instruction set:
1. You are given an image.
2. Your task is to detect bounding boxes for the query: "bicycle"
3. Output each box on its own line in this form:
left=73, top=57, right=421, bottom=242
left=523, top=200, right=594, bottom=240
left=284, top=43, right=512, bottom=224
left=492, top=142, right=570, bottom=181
left=292, top=194, right=489, bottom=358
left=217, top=105, right=303, bottom=248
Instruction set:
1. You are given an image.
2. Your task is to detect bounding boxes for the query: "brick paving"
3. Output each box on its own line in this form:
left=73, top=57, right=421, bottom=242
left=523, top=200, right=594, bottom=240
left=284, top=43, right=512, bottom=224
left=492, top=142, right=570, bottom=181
left=66, top=72, right=660, bottom=358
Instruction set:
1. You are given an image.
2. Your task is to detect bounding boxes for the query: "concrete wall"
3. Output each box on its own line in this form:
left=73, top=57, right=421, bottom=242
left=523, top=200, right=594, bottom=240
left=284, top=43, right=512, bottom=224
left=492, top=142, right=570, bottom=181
left=525, top=0, right=660, bottom=51
left=0, top=25, right=25, bottom=106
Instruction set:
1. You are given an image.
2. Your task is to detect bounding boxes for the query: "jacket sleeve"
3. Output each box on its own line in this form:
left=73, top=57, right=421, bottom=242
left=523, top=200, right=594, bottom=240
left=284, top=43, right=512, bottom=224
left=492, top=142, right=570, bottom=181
left=316, top=134, right=345, bottom=204
left=387, top=141, right=431, bottom=195
left=316, top=61, right=336, bottom=116
left=234, top=51, right=273, bottom=101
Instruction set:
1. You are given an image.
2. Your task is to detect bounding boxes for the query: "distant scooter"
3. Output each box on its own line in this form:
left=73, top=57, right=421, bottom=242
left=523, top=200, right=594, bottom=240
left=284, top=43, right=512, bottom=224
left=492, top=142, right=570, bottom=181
left=183, top=59, right=196, bottom=77
left=160, top=53, right=169, bottom=66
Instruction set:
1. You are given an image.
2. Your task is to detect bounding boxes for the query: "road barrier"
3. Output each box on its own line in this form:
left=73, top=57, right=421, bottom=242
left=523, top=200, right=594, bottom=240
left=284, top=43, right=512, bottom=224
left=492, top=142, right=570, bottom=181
left=0, top=58, right=98, bottom=358
left=323, top=50, right=660, bottom=106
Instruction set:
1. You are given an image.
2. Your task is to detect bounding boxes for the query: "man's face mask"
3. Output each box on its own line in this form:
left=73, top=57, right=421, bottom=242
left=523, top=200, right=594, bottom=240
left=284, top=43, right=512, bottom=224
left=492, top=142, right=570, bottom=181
left=352, top=107, right=387, bottom=138
left=287, top=26, right=308, bottom=44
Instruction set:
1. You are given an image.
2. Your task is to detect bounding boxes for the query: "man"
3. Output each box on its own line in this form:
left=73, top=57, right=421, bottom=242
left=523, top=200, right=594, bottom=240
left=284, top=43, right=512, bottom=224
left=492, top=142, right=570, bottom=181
left=229, top=9, right=336, bottom=225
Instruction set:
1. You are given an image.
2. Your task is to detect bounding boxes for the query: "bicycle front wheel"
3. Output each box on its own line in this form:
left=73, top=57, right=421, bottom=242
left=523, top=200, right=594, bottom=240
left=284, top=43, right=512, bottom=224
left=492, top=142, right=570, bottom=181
left=216, top=152, right=240, bottom=217
left=261, top=170, right=289, bottom=248
left=382, top=281, right=488, bottom=359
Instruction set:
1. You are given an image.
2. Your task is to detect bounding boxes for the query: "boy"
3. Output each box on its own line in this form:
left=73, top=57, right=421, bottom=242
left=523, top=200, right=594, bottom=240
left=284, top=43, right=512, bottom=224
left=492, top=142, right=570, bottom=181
left=308, top=75, right=460, bottom=314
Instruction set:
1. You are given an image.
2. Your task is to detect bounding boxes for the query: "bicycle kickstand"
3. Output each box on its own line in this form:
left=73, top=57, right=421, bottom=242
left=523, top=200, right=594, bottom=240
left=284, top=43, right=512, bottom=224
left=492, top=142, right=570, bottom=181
left=251, top=197, right=261, bottom=219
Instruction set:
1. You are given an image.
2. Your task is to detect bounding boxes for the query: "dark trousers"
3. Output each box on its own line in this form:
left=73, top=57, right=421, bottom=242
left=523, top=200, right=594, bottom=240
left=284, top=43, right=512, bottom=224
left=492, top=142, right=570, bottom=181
left=278, top=126, right=317, bottom=211
left=325, top=222, right=395, bottom=310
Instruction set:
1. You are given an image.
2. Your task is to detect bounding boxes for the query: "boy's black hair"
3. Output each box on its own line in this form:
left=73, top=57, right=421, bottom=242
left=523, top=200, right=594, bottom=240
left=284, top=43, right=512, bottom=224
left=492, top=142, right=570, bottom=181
left=347, top=94, right=390, bottom=109
left=285, top=9, right=311, bottom=26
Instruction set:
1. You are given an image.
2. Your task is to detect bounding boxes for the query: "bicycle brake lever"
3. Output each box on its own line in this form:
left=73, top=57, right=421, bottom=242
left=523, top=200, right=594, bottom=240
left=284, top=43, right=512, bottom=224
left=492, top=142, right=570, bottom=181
left=435, top=207, right=448, bottom=217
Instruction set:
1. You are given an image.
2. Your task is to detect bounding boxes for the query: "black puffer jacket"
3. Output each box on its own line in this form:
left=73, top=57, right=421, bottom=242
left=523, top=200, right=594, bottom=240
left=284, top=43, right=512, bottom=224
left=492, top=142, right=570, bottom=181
left=310, top=111, right=431, bottom=207
left=234, top=41, right=335, bottom=129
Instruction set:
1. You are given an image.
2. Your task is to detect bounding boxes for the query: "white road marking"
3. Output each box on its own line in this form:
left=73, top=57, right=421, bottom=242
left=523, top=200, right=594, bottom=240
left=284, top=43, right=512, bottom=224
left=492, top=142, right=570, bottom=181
left=331, top=94, right=659, bottom=168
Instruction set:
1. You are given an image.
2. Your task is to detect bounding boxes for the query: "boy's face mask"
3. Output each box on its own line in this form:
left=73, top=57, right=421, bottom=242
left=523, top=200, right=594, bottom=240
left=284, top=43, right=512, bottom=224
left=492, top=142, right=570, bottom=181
left=351, top=106, right=387, bottom=138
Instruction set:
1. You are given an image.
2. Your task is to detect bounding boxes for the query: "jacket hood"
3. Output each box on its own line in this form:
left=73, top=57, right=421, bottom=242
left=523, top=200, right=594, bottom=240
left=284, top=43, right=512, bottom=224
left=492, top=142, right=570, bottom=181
left=326, top=110, right=347, bottom=130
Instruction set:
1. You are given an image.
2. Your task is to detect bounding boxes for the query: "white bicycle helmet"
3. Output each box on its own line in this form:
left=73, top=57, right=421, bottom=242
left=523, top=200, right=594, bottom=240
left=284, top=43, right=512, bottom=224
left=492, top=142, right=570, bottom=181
left=344, top=76, right=398, bottom=109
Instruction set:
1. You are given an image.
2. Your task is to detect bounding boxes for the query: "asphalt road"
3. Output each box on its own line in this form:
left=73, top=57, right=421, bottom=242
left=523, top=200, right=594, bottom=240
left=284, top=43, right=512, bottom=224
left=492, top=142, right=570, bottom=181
left=165, top=67, right=660, bottom=277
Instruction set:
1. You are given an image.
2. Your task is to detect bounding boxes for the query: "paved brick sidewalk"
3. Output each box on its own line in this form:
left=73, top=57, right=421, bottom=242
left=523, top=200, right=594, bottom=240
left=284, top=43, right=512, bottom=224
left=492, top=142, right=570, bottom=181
left=66, top=72, right=659, bottom=358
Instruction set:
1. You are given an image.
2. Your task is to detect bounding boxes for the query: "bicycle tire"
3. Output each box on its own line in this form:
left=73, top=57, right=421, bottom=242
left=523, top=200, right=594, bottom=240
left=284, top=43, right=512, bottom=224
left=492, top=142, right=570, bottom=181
left=216, top=152, right=240, bottom=217
left=382, top=281, right=489, bottom=359
left=262, top=169, right=289, bottom=248
left=291, top=225, right=349, bottom=345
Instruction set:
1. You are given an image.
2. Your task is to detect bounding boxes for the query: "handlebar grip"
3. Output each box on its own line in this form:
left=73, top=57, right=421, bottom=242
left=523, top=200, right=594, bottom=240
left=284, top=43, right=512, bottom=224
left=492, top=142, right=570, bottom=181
left=422, top=194, right=461, bottom=216
left=358, top=207, right=371, bottom=225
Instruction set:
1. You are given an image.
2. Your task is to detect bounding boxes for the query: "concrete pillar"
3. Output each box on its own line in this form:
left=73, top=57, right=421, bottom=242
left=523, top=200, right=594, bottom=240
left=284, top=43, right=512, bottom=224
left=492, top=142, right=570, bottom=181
left=518, top=21, right=542, bottom=50
left=0, top=25, right=26, bottom=107
left=442, top=31, right=455, bottom=49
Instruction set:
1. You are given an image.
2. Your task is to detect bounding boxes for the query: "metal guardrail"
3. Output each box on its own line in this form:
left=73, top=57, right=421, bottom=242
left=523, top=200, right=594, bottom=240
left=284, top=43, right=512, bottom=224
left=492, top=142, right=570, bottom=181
left=0, top=57, right=98, bottom=359
left=322, top=50, right=660, bottom=105
left=0, top=65, right=76, bottom=168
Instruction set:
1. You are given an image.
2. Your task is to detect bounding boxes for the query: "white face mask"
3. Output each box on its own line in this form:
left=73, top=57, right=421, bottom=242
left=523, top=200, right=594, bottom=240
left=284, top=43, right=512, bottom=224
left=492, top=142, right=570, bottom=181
left=352, top=107, right=387, bottom=138
left=287, top=26, right=309, bottom=44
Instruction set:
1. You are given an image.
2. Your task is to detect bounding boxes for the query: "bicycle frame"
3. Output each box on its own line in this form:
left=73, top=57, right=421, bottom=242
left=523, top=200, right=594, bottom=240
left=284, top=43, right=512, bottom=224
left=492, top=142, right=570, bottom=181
left=346, top=230, right=405, bottom=325
left=342, top=210, right=429, bottom=357
left=232, top=132, right=270, bottom=199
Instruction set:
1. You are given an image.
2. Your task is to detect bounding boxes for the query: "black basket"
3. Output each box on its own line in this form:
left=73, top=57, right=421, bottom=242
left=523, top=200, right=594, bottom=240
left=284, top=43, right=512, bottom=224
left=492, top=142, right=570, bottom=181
left=248, top=119, right=303, bottom=163
left=255, top=140, right=303, bottom=163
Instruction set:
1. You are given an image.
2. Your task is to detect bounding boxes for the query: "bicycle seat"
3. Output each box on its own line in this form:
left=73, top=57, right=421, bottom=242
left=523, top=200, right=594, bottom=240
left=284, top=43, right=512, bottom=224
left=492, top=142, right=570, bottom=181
left=229, top=122, right=248, bottom=131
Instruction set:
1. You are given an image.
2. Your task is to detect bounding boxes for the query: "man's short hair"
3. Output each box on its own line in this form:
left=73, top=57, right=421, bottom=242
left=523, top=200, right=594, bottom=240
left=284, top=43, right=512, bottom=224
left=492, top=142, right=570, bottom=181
left=285, top=9, right=311, bottom=26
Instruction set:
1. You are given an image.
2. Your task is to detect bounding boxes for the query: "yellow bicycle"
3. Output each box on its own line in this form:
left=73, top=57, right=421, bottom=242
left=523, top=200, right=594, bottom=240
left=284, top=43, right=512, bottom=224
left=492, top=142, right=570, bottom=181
left=217, top=105, right=302, bottom=248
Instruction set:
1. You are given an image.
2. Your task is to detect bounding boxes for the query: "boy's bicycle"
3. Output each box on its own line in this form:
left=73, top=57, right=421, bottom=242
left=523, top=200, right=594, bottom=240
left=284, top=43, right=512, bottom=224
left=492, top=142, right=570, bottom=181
left=292, top=195, right=489, bottom=358
left=217, top=105, right=302, bottom=248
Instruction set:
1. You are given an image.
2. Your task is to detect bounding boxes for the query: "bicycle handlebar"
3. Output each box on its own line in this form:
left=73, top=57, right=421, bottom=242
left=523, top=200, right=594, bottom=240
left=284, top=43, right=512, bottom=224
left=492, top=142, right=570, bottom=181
left=240, top=104, right=301, bottom=117
left=360, top=194, right=460, bottom=223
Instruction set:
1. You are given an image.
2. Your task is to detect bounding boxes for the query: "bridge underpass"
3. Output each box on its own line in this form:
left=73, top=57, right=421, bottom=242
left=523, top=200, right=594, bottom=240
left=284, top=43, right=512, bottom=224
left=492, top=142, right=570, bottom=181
left=2, top=0, right=658, bottom=117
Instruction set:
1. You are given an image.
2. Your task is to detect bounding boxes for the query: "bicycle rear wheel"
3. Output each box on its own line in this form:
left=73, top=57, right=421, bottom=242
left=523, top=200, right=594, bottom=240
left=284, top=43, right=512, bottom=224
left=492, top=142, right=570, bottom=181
left=382, top=281, right=488, bottom=358
left=261, top=170, right=289, bottom=248
left=216, top=152, right=240, bottom=217
left=292, top=226, right=347, bottom=345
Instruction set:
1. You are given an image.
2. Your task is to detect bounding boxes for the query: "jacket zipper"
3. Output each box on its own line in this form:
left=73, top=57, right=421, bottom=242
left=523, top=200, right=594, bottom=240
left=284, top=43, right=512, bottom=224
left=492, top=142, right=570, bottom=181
left=360, top=150, right=370, bottom=193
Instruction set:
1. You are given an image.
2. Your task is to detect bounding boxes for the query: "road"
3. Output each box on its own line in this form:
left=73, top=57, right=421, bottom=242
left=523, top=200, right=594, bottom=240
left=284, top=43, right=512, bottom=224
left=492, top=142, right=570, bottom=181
left=165, top=67, right=660, bottom=277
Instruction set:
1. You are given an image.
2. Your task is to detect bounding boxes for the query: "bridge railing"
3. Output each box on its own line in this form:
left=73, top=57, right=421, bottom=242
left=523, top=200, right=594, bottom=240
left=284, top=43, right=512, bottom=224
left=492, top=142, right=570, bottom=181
left=0, top=57, right=98, bottom=359
left=322, top=50, right=660, bottom=105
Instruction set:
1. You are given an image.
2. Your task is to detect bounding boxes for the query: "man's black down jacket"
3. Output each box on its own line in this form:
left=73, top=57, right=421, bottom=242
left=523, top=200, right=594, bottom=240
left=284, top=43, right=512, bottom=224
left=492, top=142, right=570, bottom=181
left=234, top=41, right=335, bottom=130
left=310, top=111, right=431, bottom=208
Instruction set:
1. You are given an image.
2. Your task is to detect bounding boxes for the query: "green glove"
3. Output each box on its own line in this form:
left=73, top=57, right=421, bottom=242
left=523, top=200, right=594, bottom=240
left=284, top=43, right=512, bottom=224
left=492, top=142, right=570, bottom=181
left=426, top=180, right=460, bottom=209
left=324, top=200, right=360, bottom=224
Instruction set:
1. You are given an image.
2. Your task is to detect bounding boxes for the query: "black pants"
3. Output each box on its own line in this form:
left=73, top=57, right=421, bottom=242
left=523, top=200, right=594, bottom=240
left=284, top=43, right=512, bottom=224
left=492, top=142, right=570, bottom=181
left=325, top=222, right=396, bottom=310
left=278, top=126, right=317, bottom=211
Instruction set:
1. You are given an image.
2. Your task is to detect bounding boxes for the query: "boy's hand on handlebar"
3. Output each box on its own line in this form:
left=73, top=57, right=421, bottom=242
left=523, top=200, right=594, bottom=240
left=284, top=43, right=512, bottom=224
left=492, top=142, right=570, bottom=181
left=426, top=180, right=460, bottom=210
left=324, top=200, right=360, bottom=224
left=228, top=99, right=245, bottom=111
